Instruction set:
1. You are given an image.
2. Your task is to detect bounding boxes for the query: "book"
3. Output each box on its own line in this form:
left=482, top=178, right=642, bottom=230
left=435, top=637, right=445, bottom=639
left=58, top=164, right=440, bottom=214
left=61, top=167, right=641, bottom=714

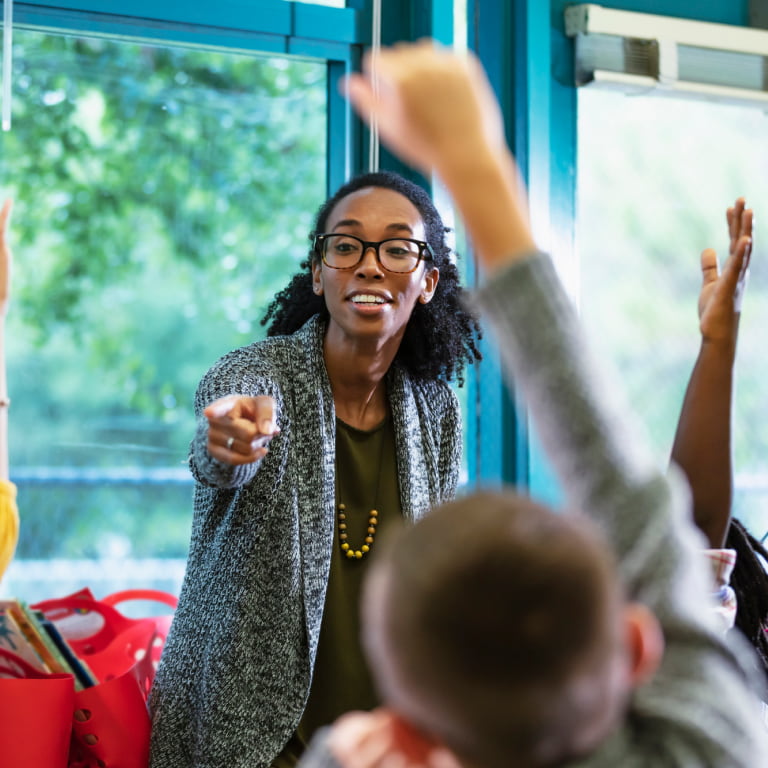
left=0, top=603, right=49, bottom=672
left=2, top=599, right=68, bottom=676
left=0, top=598, right=94, bottom=689
left=39, top=615, right=96, bottom=689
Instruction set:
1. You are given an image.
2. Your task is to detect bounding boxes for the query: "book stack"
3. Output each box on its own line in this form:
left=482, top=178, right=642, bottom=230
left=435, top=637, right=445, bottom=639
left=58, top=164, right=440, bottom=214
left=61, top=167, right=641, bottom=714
left=0, top=598, right=96, bottom=689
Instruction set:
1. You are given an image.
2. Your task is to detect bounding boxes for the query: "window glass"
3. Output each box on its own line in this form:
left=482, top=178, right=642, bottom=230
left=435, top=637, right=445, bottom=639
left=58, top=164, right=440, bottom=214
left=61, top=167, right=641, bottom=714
left=577, top=88, right=768, bottom=540
left=1, top=31, right=327, bottom=603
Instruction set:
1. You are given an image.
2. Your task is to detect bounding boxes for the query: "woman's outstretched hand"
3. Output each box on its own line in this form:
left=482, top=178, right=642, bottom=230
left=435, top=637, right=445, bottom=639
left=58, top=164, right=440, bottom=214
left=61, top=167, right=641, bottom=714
left=204, top=394, right=280, bottom=465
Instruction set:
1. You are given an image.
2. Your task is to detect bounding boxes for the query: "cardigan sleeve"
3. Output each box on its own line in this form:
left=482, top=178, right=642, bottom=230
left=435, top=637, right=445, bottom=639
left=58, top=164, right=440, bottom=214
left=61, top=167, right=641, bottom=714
left=473, top=252, right=768, bottom=766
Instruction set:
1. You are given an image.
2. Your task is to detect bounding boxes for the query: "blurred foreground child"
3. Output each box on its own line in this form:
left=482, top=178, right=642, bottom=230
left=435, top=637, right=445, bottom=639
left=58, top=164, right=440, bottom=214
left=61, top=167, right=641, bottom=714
left=296, top=41, right=768, bottom=768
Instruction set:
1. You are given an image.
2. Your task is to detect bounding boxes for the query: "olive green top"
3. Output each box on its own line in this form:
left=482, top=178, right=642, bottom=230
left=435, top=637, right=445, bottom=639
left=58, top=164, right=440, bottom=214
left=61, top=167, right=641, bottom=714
left=273, top=414, right=400, bottom=768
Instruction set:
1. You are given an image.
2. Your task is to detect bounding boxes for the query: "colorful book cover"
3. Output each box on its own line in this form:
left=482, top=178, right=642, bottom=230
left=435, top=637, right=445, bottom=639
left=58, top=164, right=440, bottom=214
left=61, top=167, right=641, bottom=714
left=3, top=599, right=65, bottom=672
left=0, top=602, right=48, bottom=672
left=0, top=598, right=93, bottom=689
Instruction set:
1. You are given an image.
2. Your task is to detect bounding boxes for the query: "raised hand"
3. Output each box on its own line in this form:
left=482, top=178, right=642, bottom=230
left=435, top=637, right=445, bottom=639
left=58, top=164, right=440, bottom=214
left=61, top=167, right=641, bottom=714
left=204, top=394, right=279, bottom=465
left=670, top=197, right=753, bottom=548
left=343, top=40, right=505, bottom=179
left=697, top=197, right=753, bottom=345
left=343, top=41, right=534, bottom=272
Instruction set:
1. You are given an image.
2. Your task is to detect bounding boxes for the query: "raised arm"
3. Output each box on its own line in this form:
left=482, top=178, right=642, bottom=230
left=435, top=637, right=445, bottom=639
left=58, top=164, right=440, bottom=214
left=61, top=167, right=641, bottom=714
left=346, top=43, right=660, bottom=526
left=0, top=199, right=11, bottom=317
left=339, top=42, right=768, bottom=766
left=670, top=200, right=752, bottom=547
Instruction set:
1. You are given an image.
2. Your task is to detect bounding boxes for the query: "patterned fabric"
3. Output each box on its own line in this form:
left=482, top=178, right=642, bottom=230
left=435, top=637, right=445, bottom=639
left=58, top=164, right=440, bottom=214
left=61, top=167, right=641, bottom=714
left=703, top=548, right=738, bottom=633
left=148, top=314, right=462, bottom=768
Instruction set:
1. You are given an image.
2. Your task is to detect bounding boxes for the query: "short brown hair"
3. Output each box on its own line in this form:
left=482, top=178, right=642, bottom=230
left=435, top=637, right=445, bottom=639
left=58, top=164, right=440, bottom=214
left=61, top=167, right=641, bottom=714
left=363, top=490, right=628, bottom=768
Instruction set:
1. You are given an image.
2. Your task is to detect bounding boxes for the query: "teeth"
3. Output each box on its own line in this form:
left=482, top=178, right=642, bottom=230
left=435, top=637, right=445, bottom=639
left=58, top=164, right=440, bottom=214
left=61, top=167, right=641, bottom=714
left=351, top=294, right=385, bottom=304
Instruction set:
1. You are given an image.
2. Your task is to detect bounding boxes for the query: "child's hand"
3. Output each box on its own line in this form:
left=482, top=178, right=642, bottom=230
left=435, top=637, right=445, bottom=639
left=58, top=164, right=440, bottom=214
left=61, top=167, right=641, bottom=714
left=327, top=711, right=398, bottom=768
left=326, top=710, right=462, bottom=768
left=343, top=40, right=535, bottom=272
left=698, top=197, right=753, bottom=345
left=343, top=41, right=505, bottom=178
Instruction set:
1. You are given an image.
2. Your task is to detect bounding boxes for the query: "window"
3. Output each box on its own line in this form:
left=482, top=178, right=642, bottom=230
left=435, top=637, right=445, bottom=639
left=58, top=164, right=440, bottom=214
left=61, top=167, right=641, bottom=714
left=577, top=87, right=768, bottom=540
left=2, top=29, right=327, bottom=602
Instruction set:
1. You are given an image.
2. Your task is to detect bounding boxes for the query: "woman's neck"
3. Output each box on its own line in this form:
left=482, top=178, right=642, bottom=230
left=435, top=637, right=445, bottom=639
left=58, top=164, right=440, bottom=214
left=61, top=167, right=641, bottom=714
left=323, top=333, right=393, bottom=431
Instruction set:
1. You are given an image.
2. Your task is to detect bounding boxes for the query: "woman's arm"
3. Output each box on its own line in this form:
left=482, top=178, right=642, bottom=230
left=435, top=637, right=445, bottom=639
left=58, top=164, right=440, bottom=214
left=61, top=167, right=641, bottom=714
left=670, top=200, right=752, bottom=547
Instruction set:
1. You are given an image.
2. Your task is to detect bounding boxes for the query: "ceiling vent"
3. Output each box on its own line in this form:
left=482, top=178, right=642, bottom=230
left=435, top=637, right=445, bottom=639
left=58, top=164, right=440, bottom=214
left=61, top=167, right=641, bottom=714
left=565, top=3, right=768, bottom=108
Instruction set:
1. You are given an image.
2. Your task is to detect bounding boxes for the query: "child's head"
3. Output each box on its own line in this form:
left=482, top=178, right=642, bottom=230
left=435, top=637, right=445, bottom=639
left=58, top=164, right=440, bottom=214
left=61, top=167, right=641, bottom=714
left=362, top=490, right=662, bottom=768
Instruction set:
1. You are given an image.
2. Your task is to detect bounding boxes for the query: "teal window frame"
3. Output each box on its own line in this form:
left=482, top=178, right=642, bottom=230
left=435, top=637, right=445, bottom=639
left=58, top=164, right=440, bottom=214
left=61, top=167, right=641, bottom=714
left=6, top=0, right=371, bottom=195
left=4, top=0, right=463, bottom=258
left=26, top=0, right=755, bottom=500
left=465, top=0, right=754, bottom=503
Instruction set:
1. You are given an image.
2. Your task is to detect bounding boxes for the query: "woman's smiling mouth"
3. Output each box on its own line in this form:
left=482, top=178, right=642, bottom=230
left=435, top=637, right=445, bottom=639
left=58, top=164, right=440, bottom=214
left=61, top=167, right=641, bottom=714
left=350, top=294, right=388, bottom=305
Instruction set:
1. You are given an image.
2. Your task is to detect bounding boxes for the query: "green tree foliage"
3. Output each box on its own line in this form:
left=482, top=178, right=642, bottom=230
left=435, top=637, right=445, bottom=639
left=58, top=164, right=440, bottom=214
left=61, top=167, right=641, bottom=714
left=1, top=31, right=327, bottom=562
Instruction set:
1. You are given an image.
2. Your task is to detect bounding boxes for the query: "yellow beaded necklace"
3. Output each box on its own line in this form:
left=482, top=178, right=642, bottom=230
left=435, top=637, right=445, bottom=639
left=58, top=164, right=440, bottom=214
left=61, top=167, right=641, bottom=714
left=337, top=504, right=378, bottom=560
left=335, top=416, right=386, bottom=561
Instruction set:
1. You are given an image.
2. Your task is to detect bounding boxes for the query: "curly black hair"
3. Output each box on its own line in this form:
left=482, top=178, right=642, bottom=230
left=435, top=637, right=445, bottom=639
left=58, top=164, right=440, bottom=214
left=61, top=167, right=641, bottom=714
left=261, top=171, right=482, bottom=384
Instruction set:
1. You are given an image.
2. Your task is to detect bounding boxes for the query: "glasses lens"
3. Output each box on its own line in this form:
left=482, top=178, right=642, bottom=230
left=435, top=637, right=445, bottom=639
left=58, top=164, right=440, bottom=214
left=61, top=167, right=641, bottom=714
left=323, top=235, right=364, bottom=268
left=379, top=239, right=421, bottom=273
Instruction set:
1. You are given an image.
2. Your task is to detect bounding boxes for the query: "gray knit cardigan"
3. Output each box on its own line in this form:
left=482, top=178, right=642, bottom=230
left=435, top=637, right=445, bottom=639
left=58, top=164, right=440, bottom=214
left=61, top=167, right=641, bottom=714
left=148, top=314, right=462, bottom=768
